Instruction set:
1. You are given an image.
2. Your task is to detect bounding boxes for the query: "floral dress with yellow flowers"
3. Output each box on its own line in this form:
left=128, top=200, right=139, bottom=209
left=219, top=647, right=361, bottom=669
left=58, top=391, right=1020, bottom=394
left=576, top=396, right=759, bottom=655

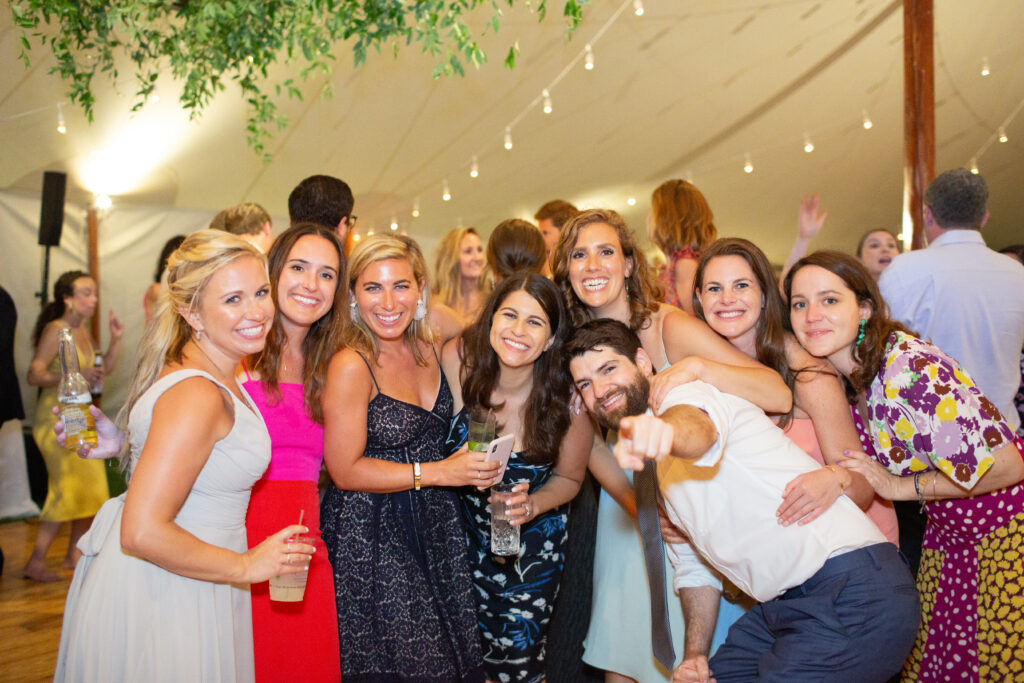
left=862, top=331, right=1024, bottom=682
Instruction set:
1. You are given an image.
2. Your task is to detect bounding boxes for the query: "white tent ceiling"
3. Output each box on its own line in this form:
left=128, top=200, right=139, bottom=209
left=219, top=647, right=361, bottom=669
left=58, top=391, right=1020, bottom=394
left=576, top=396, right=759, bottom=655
left=2, top=0, right=1022, bottom=264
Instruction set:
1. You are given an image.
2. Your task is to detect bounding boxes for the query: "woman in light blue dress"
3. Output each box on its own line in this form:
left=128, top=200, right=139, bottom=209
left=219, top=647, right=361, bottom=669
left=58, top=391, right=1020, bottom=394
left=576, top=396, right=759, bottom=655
left=551, top=209, right=791, bottom=682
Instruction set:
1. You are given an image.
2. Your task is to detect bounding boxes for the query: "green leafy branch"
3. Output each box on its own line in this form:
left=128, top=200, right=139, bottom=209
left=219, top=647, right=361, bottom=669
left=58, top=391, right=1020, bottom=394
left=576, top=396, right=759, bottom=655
left=11, top=0, right=587, bottom=157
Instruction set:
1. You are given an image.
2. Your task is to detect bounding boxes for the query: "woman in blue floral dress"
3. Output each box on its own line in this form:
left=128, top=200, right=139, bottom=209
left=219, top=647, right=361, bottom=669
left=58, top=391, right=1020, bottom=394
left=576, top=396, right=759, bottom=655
left=442, top=273, right=592, bottom=683
left=786, top=251, right=1024, bottom=682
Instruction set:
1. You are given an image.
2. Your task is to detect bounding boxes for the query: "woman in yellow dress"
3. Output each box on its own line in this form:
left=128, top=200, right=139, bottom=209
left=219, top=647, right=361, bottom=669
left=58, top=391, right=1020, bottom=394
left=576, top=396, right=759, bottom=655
left=24, top=270, right=123, bottom=582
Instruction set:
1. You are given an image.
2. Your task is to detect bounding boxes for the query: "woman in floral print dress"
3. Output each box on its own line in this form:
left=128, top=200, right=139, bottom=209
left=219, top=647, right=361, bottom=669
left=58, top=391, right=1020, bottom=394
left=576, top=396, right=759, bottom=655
left=442, top=273, right=592, bottom=683
left=785, top=251, right=1024, bottom=682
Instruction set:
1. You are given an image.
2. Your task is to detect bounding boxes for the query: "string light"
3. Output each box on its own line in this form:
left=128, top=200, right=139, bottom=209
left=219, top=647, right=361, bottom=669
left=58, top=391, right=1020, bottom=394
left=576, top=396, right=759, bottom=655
left=803, top=132, right=814, bottom=153
left=585, top=44, right=595, bottom=70
left=981, top=57, right=990, bottom=77
left=504, top=127, right=513, bottom=150
left=149, top=92, right=160, bottom=104
left=743, top=153, right=753, bottom=174
left=470, top=155, right=479, bottom=178
left=970, top=158, right=979, bottom=174
left=862, top=109, right=873, bottom=130
left=390, top=217, right=398, bottom=231
left=998, top=126, right=1008, bottom=143
left=411, top=197, right=421, bottom=218
left=353, top=233, right=361, bottom=242
left=56, top=103, right=66, bottom=134
left=626, top=197, right=636, bottom=206
left=633, top=0, right=644, bottom=16
left=367, top=228, right=375, bottom=236
left=442, top=179, right=451, bottom=202
left=94, top=195, right=112, bottom=210
left=542, top=90, right=553, bottom=115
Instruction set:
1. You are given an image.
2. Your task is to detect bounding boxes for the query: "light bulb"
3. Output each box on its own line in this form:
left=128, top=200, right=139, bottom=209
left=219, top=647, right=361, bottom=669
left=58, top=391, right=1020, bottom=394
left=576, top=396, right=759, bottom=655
left=390, top=217, right=398, bottom=231
left=247, top=55, right=254, bottom=64
left=970, top=158, right=979, bottom=174
left=803, top=132, right=814, bottom=153
left=633, top=0, right=644, bottom=16
left=56, top=103, right=66, bottom=134
left=862, top=109, right=873, bottom=130
left=998, top=127, right=1008, bottom=143
left=95, top=194, right=112, bottom=210
left=442, top=180, right=451, bottom=202
left=626, top=197, right=637, bottom=206
left=543, top=89, right=552, bottom=115
left=353, top=233, right=361, bottom=242
left=470, top=156, right=479, bottom=178
left=149, top=92, right=160, bottom=104
left=743, top=153, right=753, bottom=174
left=585, top=44, right=595, bottom=70
left=504, top=127, right=513, bottom=150
left=367, top=229, right=375, bottom=236
left=412, top=198, right=420, bottom=218
left=981, top=57, right=990, bottom=77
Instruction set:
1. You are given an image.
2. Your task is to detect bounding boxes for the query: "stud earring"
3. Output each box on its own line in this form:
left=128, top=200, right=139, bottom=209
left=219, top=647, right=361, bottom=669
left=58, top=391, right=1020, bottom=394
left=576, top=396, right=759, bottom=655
left=855, top=319, right=867, bottom=346
left=414, top=297, right=427, bottom=321
left=194, top=329, right=202, bottom=341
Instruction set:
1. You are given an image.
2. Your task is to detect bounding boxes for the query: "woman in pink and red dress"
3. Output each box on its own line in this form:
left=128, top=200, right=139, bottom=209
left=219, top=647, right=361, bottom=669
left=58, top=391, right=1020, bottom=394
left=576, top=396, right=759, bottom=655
left=646, top=179, right=717, bottom=314
left=243, top=223, right=346, bottom=683
left=786, top=250, right=1024, bottom=682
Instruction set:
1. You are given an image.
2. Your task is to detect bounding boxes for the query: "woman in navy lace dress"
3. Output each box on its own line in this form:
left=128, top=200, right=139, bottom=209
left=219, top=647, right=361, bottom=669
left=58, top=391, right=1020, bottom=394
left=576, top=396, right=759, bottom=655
left=442, top=273, right=592, bottom=682
left=320, top=234, right=498, bottom=682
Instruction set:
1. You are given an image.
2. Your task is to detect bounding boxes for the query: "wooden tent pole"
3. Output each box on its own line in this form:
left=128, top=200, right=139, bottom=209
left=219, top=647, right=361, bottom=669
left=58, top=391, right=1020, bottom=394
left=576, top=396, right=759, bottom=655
left=902, top=0, right=935, bottom=250
left=87, top=206, right=100, bottom=347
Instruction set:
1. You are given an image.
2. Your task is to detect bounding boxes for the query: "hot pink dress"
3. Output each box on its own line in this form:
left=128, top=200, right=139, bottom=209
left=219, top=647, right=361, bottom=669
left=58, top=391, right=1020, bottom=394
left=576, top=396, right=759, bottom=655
left=243, top=367, right=341, bottom=683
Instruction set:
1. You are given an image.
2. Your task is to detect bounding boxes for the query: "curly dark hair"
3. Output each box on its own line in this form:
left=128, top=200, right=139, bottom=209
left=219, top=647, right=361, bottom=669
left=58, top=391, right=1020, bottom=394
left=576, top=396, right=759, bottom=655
left=459, top=272, right=572, bottom=465
left=551, top=208, right=661, bottom=332
left=782, top=250, right=912, bottom=402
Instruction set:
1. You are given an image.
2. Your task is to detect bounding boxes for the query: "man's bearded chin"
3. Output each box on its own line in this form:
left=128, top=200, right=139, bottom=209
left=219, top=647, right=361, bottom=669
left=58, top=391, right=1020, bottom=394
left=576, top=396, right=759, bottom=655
left=592, top=373, right=651, bottom=431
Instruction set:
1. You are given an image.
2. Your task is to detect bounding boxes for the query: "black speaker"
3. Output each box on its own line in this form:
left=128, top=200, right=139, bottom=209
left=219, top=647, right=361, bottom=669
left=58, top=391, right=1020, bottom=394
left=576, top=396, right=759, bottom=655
left=38, top=171, right=67, bottom=247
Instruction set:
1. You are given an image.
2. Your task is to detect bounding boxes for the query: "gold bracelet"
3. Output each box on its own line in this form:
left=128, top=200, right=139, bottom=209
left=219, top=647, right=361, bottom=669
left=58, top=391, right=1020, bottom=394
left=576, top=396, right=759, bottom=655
left=827, top=465, right=846, bottom=494
left=413, top=462, right=422, bottom=491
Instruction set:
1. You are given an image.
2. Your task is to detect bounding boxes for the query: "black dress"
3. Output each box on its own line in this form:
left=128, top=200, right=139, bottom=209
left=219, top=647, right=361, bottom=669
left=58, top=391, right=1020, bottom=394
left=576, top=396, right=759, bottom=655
left=320, top=355, right=484, bottom=683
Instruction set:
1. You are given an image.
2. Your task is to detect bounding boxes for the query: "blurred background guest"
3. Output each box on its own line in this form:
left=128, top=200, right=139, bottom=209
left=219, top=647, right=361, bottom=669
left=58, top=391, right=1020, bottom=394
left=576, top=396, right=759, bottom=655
left=434, top=226, right=487, bottom=323
left=534, top=199, right=579, bottom=270
left=486, top=218, right=550, bottom=283
left=210, top=202, right=275, bottom=254
left=24, top=271, right=123, bottom=582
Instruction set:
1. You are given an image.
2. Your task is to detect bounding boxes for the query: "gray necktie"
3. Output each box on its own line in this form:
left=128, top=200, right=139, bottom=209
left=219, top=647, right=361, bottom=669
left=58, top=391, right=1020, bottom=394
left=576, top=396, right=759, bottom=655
left=634, top=460, right=675, bottom=671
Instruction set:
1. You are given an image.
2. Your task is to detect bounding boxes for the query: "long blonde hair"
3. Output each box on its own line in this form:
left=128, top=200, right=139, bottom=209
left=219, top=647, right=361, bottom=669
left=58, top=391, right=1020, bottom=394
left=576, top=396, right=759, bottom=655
left=115, top=230, right=265, bottom=465
left=432, top=226, right=483, bottom=308
left=345, top=234, right=435, bottom=366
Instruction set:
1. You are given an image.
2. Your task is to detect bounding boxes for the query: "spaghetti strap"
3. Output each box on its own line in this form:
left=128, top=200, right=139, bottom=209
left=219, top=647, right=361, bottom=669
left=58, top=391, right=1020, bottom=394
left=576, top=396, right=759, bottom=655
left=241, top=359, right=253, bottom=382
left=354, top=351, right=382, bottom=393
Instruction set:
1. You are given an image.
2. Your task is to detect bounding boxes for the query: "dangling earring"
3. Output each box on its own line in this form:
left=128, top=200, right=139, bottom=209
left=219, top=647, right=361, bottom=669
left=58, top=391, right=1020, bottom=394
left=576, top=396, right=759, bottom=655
left=349, top=299, right=361, bottom=322
left=624, top=279, right=630, bottom=296
left=414, top=297, right=427, bottom=321
left=855, top=319, right=867, bottom=346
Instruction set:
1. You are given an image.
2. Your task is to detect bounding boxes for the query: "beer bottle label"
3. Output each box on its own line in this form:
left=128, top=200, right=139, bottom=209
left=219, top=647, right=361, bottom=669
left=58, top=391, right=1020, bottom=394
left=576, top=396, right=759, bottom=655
left=63, top=405, right=89, bottom=436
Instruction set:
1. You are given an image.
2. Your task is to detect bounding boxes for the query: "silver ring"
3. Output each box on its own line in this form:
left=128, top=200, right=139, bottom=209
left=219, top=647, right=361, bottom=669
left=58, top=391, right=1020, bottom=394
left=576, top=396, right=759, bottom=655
left=523, top=502, right=531, bottom=518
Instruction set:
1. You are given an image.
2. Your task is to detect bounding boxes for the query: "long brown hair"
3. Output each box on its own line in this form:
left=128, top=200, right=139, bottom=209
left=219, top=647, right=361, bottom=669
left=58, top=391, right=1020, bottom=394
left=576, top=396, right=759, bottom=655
left=693, top=239, right=800, bottom=426
left=782, top=250, right=912, bottom=402
left=551, top=208, right=661, bottom=331
left=459, top=273, right=572, bottom=464
left=251, top=223, right=346, bottom=425
left=649, top=179, right=717, bottom=255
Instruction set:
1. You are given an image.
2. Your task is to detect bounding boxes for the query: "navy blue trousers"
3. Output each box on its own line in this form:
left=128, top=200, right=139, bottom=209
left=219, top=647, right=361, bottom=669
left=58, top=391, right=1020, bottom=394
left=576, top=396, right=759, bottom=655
left=708, top=543, right=919, bottom=682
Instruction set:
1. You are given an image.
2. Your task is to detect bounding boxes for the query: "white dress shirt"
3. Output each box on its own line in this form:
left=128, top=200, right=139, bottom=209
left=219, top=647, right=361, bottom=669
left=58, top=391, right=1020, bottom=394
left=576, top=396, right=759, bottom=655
left=879, top=229, right=1024, bottom=430
left=655, top=381, right=886, bottom=603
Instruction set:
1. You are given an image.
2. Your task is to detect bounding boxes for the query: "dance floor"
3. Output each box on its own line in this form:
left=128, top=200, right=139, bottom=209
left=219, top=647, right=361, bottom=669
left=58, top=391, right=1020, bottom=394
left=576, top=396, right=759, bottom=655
left=0, top=519, right=69, bottom=683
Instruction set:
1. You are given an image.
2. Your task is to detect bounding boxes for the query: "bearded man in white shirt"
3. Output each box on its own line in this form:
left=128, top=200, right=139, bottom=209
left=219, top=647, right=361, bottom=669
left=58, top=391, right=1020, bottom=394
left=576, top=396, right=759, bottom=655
left=566, top=319, right=919, bottom=683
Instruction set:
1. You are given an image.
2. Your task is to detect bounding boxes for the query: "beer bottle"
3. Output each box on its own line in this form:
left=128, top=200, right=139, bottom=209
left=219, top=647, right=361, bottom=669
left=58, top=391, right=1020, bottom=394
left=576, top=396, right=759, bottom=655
left=57, top=328, right=98, bottom=449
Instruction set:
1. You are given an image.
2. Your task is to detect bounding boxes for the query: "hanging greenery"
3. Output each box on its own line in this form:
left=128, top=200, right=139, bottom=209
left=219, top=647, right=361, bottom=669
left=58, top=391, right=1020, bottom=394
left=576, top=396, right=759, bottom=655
left=11, top=0, right=588, bottom=156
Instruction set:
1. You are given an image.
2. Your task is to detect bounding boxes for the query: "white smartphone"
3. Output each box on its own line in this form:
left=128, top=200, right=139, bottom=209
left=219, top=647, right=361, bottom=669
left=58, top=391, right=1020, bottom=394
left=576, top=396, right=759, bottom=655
left=484, top=433, right=516, bottom=480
